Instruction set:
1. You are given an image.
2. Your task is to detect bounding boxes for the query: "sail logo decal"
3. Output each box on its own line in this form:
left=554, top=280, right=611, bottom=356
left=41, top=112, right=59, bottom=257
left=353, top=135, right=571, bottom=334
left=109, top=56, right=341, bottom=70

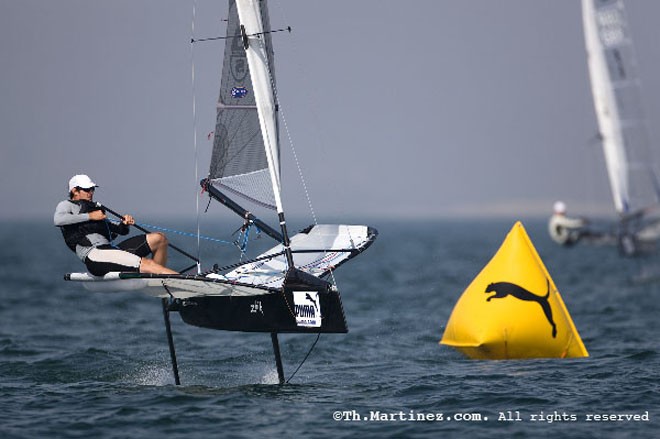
left=231, top=86, right=249, bottom=99
left=230, top=53, right=249, bottom=82
left=293, top=291, right=321, bottom=328
left=484, top=279, right=557, bottom=338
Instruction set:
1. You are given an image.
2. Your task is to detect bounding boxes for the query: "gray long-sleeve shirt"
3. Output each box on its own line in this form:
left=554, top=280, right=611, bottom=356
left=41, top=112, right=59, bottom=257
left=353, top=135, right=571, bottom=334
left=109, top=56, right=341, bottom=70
left=54, top=200, right=128, bottom=261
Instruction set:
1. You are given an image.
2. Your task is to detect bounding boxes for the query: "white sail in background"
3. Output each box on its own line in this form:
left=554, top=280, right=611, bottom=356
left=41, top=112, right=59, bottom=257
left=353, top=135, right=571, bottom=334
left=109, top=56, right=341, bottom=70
left=582, top=0, right=659, bottom=216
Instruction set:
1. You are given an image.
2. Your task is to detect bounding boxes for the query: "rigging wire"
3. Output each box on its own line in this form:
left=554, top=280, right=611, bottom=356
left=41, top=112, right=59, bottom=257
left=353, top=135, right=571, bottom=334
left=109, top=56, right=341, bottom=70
left=276, top=81, right=317, bottom=226
left=270, top=0, right=343, bottom=288
left=134, top=220, right=262, bottom=260
left=286, top=333, right=321, bottom=384
left=136, top=222, right=235, bottom=246
left=191, top=26, right=291, bottom=44
left=191, top=0, right=202, bottom=274
left=268, top=3, right=317, bottom=227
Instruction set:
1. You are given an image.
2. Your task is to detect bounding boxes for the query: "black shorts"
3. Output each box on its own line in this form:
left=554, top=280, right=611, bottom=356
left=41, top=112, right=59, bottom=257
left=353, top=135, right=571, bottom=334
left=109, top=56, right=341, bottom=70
left=84, top=235, right=152, bottom=276
left=116, top=235, right=152, bottom=258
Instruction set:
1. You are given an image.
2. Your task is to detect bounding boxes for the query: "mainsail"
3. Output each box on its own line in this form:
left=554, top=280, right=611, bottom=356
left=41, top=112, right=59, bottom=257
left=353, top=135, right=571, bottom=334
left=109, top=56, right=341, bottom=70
left=582, top=0, right=660, bottom=216
left=209, top=0, right=280, bottom=210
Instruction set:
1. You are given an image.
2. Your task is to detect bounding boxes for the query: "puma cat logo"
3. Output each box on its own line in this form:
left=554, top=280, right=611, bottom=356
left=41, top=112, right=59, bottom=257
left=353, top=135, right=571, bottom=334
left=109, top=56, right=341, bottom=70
left=305, top=293, right=319, bottom=313
left=485, top=279, right=557, bottom=338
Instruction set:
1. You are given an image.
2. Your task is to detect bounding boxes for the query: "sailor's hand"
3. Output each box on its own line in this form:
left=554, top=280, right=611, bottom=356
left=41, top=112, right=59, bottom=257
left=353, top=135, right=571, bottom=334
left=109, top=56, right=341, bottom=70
left=122, top=215, right=135, bottom=226
left=88, top=210, right=107, bottom=221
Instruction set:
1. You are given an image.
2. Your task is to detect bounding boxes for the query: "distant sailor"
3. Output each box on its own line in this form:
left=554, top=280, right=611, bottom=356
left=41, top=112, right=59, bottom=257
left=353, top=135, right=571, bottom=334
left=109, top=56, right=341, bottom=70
left=548, top=201, right=588, bottom=246
left=54, top=174, right=178, bottom=276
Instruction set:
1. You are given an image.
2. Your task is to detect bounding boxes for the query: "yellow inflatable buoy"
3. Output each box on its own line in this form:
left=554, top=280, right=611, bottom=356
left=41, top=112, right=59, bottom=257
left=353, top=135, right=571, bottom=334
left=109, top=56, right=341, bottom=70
left=440, top=221, right=588, bottom=360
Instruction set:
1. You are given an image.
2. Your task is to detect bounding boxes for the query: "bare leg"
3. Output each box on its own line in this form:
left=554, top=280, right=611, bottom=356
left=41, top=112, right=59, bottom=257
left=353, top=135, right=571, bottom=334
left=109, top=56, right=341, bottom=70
left=137, top=232, right=177, bottom=274
left=140, top=258, right=178, bottom=275
left=146, top=232, right=169, bottom=266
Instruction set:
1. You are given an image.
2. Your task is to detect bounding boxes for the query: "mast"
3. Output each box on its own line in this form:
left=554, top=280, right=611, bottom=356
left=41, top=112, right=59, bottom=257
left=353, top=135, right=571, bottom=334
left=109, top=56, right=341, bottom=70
left=234, top=0, right=291, bottom=384
left=235, top=0, right=295, bottom=269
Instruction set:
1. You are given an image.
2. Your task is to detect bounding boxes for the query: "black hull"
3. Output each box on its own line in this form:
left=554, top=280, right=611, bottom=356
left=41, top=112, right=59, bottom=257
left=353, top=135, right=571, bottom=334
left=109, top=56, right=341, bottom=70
left=177, top=290, right=347, bottom=333
left=176, top=269, right=348, bottom=333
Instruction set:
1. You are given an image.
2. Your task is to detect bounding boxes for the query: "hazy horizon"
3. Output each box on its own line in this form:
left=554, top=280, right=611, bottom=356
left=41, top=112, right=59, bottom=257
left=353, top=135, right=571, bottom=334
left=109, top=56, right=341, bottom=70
left=2, top=0, right=659, bottom=224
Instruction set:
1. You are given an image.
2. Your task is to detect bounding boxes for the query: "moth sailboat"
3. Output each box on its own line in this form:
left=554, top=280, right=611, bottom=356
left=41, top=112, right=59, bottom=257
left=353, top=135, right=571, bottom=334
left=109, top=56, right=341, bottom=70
left=65, top=0, right=377, bottom=384
left=579, top=0, right=660, bottom=255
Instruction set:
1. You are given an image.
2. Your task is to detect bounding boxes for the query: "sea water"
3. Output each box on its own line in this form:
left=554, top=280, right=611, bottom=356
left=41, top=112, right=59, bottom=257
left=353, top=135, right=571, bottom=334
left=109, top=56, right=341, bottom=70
left=0, top=218, right=657, bottom=438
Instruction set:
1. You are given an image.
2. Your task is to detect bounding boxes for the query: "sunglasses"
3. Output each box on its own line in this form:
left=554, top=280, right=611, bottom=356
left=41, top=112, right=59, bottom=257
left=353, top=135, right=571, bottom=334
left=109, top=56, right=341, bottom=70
left=76, top=187, right=95, bottom=193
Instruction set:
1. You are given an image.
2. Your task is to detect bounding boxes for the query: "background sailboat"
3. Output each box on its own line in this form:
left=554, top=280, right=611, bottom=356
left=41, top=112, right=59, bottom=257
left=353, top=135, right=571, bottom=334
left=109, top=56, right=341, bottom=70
left=581, top=0, right=660, bottom=255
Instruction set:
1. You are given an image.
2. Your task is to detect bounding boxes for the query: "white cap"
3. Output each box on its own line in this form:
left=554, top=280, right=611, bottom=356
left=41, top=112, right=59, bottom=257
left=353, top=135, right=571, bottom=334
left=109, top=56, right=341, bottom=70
left=553, top=200, right=566, bottom=214
left=68, top=174, right=98, bottom=191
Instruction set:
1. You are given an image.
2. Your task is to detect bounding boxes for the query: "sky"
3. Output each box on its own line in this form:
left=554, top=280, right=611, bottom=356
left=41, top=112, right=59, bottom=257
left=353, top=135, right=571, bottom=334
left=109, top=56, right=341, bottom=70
left=2, top=0, right=660, bottom=224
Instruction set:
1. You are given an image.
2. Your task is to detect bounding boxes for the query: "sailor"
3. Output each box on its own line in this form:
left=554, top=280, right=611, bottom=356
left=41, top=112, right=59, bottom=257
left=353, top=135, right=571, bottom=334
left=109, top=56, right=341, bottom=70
left=54, top=174, right=178, bottom=276
left=548, top=201, right=588, bottom=246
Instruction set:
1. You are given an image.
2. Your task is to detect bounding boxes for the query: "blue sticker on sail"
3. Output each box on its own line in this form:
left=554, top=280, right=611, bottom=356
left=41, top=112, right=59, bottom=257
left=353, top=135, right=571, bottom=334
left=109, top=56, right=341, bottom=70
left=231, top=87, right=248, bottom=99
